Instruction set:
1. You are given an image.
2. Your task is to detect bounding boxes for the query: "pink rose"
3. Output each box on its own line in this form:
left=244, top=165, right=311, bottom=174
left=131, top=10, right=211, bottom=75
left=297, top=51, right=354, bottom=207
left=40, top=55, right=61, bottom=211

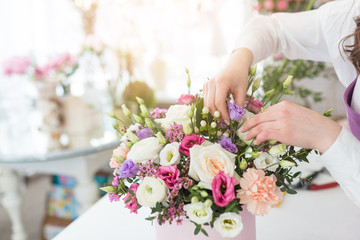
left=247, top=98, right=264, bottom=114
left=3, top=56, right=31, bottom=76
left=264, top=0, right=274, bottom=10
left=155, top=165, right=180, bottom=189
left=212, top=171, right=236, bottom=207
left=109, top=143, right=129, bottom=168
left=236, top=168, right=283, bottom=216
left=177, top=94, right=195, bottom=105
left=277, top=0, right=289, bottom=11
left=123, top=183, right=140, bottom=214
left=179, top=133, right=205, bottom=156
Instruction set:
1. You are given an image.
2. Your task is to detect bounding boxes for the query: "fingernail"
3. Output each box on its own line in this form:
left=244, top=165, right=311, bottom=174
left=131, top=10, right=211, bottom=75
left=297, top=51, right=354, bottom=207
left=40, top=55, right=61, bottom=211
left=224, top=120, right=230, bottom=125
left=244, top=134, right=249, bottom=140
left=239, top=126, right=244, bottom=132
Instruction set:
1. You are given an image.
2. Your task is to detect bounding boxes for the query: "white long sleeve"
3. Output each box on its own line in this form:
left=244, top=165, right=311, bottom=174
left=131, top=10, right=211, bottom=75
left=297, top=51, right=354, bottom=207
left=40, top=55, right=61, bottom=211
left=234, top=0, right=360, bottom=207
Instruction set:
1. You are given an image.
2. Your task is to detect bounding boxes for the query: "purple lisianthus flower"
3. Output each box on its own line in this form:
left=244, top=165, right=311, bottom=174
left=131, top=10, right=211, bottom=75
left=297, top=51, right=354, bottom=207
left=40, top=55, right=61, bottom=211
left=118, top=159, right=139, bottom=178
left=136, top=127, right=153, bottom=140
left=219, top=136, right=238, bottom=153
left=228, top=101, right=246, bottom=121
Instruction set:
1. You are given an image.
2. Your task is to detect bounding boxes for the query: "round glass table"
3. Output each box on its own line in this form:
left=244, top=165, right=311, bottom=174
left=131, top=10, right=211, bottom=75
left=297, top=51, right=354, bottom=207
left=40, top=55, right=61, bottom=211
left=0, top=121, right=119, bottom=240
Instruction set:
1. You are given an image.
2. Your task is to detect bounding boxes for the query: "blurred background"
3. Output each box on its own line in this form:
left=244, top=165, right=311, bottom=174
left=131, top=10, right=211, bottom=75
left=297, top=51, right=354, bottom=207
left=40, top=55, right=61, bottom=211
left=0, top=0, right=349, bottom=240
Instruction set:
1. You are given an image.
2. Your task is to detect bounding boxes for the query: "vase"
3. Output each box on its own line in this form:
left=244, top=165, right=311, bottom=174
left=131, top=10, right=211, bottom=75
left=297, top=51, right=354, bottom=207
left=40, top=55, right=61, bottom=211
left=155, top=208, right=256, bottom=240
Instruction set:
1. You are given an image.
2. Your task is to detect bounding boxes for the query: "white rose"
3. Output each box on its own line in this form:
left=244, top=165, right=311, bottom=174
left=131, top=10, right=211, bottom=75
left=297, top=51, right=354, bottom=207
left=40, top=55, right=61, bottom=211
left=183, top=202, right=213, bottom=224
left=214, top=212, right=243, bottom=238
left=189, top=143, right=237, bottom=189
left=269, top=144, right=286, bottom=157
left=156, top=105, right=191, bottom=129
left=127, top=137, right=163, bottom=164
left=159, top=142, right=181, bottom=166
left=254, top=152, right=279, bottom=171
left=136, top=177, right=168, bottom=208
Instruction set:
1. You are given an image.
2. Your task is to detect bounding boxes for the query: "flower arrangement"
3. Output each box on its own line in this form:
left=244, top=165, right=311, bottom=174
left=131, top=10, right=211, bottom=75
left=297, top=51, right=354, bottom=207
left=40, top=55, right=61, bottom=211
left=255, top=0, right=314, bottom=13
left=101, top=68, right=316, bottom=238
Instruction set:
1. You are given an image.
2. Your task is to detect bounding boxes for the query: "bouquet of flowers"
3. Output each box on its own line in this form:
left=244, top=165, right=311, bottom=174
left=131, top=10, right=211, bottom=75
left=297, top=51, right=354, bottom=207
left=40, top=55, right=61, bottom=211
left=101, top=68, right=316, bottom=238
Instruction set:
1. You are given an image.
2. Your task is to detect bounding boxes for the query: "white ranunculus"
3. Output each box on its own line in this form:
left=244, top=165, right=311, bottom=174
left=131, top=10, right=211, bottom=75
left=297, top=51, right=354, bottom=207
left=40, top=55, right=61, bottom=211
left=159, top=142, right=181, bottom=166
left=254, top=152, right=279, bottom=171
left=269, top=144, right=286, bottom=157
left=136, top=177, right=168, bottom=208
left=183, top=202, right=213, bottom=224
left=127, top=137, right=163, bottom=164
left=155, top=105, right=191, bottom=129
left=189, top=143, right=237, bottom=189
left=214, top=212, right=243, bottom=238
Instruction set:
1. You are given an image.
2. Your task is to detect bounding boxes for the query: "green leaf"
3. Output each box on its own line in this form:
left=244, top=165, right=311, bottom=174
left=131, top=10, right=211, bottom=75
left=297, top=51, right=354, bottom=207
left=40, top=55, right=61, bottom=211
left=100, top=186, right=117, bottom=193
left=323, top=108, right=334, bottom=117
left=225, top=200, right=238, bottom=212
left=155, top=202, right=162, bottom=212
left=194, top=225, right=201, bottom=235
left=200, top=228, right=209, bottom=237
left=286, top=189, right=297, bottom=194
left=145, top=216, right=156, bottom=221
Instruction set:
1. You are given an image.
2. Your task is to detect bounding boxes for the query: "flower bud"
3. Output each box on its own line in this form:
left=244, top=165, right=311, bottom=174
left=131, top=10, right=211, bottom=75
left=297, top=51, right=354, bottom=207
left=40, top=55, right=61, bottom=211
left=132, top=114, right=144, bottom=125
left=200, top=191, right=208, bottom=198
left=199, top=185, right=205, bottom=189
left=264, top=89, right=275, bottom=99
left=194, top=126, right=200, bottom=133
left=323, top=108, right=334, bottom=117
left=121, top=104, right=132, bottom=119
left=105, top=112, right=116, bottom=119
left=140, top=104, right=150, bottom=118
left=279, top=160, right=296, bottom=167
left=124, top=141, right=133, bottom=148
left=126, top=131, right=139, bottom=143
left=188, top=107, right=194, bottom=118
left=283, top=75, right=293, bottom=89
left=252, top=77, right=261, bottom=93
left=200, top=120, right=207, bottom=127
left=284, top=90, right=295, bottom=95
left=156, top=132, right=167, bottom=145
left=223, top=132, right=229, bottom=138
left=192, top=186, right=199, bottom=191
left=187, top=76, right=191, bottom=89
left=249, top=65, right=257, bottom=76
left=268, top=140, right=277, bottom=145
left=100, top=186, right=117, bottom=193
left=211, top=122, right=217, bottom=128
left=191, top=196, right=199, bottom=203
left=214, top=111, right=220, bottom=118
left=239, top=158, right=248, bottom=170
left=269, top=144, right=286, bottom=157
left=145, top=118, right=155, bottom=130
left=217, top=131, right=222, bottom=137
left=185, top=67, right=189, bottom=74
left=136, top=97, right=145, bottom=105
left=250, top=151, right=262, bottom=159
left=204, top=199, right=213, bottom=208
left=182, top=122, right=193, bottom=135
left=202, top=107, right=209, bottom=114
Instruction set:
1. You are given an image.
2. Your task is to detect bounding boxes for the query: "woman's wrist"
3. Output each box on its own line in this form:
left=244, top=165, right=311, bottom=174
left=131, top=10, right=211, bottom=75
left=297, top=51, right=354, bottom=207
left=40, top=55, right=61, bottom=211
left=315, top=121, right=342, bottom=154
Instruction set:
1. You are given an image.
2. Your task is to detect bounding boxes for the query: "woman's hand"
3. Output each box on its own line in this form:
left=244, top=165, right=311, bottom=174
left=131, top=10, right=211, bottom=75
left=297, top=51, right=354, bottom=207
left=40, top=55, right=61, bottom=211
left=240, top=101, right=342, bottom=153
left=203, top=48, right=253, bottom=124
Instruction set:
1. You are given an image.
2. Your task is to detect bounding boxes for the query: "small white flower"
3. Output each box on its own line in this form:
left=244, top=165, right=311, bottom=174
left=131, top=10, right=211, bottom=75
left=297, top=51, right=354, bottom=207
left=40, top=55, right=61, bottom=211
left=136, top=177, right=168, bottom=208
left=159, top=142, right=181, bottom=166
left=200, top=120, right=207, bottom=127
left=214, top=212, right=243, bottom=238
left=202, top=107, right=209, bottom=114
left=269, top=144, right=286, bottom=157
left=254, top=152, right=279, bottom=171
left=127, top=137, right=163, bottom=164
left=211, top=122, right=217, bottom=128
left=214, top=111, right=220, bottom=118
left=183, top=202, right=213, bottom=224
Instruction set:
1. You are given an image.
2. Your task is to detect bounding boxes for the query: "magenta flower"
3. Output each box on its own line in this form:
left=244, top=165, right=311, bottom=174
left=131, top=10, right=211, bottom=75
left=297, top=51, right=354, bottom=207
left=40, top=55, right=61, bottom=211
left=179, top=133, right=205, bottom=156
left=177, top=94, right=195, bottom=105
left=219, top=136, right=238, bottom=153
left=155, top=165, right=180, bottom=189
left=34, top=65, right=51, bottom=81
left=228, top=101, right=246, bottom=121
left=123, top=183, right=140, bottom=214
left=212, top=171, right=237, bottom=207
left=117, top=159, right=139, bottom=178
left=247, top=98, right=264, bottom=114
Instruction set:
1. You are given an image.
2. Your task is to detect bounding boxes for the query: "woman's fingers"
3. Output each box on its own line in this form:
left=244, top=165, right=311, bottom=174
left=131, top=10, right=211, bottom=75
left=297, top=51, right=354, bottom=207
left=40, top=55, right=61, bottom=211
left=206, top=80, right=216, bottom=114
left=215, top=80, right=230, bottom=123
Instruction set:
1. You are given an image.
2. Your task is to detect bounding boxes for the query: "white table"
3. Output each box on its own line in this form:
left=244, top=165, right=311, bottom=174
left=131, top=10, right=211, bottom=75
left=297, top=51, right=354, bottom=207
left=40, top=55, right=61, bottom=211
left=0, top=140, right=119, bottom=240
left=54, top=187, right=360, bottom=240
